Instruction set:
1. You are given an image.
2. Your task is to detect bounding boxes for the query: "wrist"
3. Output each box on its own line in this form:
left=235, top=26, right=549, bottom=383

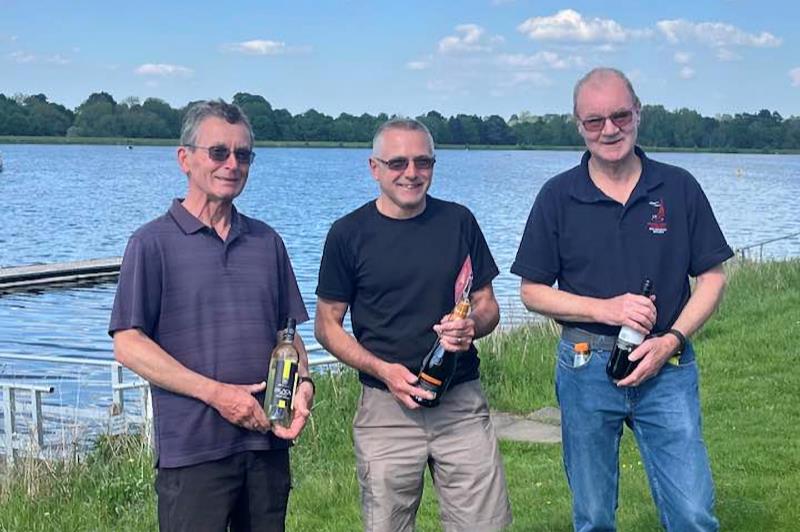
left=298, top=375, right=315, bottom=395
left=659, top=329, right=686, bottom=355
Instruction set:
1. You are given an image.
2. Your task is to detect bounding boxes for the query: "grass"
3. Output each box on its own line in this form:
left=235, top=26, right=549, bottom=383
left=1, top=259, right=798, bottom=530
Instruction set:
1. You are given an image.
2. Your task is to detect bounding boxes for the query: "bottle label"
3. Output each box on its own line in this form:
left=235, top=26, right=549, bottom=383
left=573, top=353, right=590, bottom=368
left=267, top=360, right=297, bottom=421
left=618, top=326, right=645, bottom=346
left=419, top=372, right=443, bottom=386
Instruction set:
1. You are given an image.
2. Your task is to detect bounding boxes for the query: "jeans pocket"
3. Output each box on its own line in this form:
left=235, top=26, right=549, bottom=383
left=556, top=339, right=594, bottom=371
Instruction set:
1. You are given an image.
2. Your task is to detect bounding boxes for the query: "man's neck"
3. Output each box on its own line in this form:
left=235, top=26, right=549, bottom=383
left=587, top=151, right=642, bottom=205
left=181, top=194, right=234, bottom=239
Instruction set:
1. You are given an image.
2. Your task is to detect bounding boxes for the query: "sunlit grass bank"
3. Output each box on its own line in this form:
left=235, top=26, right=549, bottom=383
left=1, top=260, right=797, bottom=531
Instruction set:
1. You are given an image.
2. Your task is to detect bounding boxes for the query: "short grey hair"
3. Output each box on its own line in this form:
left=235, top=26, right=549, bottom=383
left=180, top=99, right=254, bottom=147
left=372, top=118, right=435, bottom=156
left=573, top=67, right=641, bottom=117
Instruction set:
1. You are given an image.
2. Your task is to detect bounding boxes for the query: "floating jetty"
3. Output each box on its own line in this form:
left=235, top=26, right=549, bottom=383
left=0, top=257, right=121, bottom=290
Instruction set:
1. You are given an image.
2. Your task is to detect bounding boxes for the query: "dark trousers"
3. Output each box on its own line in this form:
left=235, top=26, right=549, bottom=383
left=156, top=450, right=291, bottom=532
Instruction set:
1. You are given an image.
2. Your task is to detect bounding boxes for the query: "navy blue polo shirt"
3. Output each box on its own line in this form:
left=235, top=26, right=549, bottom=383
left=511, top=147, right=733, bottom=336
left=109, top=199, right=308, bottom=468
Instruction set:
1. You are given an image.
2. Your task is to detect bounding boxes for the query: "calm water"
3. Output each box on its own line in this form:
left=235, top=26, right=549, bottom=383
left=1, top=144, right=799, bottom=406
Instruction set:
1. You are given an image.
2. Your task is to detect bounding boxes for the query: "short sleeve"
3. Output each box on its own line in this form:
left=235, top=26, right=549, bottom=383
left=315, top=221, right=356, bottom=303
left=686, top=177, right=734, bottom=276
left=275, top=236, right=310, bottom=326
left=108, top=235, right=163, bottom=337
left=465, top=210, right=499, bottom=291
left=510, top=183, right=561, bottom=286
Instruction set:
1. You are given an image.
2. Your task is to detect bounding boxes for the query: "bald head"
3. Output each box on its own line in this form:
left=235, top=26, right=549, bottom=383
left=573, top=67, right=641, bottom=118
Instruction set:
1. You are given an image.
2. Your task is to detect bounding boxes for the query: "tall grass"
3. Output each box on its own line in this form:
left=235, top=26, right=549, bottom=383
left=1, top=260, right=798, bottom=530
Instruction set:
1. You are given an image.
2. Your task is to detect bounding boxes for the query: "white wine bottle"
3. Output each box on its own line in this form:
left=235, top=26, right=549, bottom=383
left=265, top=318, right=299, bottom=427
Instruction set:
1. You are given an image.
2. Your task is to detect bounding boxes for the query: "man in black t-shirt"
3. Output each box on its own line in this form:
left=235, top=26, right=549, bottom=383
left=315, top=118, right=512, bottom=532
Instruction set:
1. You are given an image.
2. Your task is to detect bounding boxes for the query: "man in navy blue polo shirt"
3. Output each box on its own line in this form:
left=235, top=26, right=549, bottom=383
left=109, top=100, right=314, bottom=532
left=512, top=68, right=732, bottom=531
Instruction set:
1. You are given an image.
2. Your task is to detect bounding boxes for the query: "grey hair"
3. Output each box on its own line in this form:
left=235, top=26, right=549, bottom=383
left=179, top=99, right=255, bottom=147
left=573, top=67, right=641, bottom=117
left=372, top=118, right=435, bottom=156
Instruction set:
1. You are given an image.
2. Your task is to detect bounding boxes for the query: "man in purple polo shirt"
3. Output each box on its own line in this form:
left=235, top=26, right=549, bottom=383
left=109, top=100, right=314, bottom=532
left=512, top=68, right=731, bottom=531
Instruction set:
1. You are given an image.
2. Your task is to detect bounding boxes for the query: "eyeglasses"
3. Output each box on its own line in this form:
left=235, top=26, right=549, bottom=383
left=579, top=109, right=637, bottom=133
left=373, top=156, right=436, bottom=172
left=185, top=144, right=256, bottom=165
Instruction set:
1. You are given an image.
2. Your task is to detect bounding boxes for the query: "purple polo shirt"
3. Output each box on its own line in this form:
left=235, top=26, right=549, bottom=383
left=109, top=199, right=308, bottom=468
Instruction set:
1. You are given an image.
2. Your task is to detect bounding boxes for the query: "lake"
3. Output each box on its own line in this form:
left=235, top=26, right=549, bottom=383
left=1, top=144, right=798, bottom=408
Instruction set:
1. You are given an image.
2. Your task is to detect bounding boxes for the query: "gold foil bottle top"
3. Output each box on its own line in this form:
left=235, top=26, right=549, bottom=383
left=452, top=299, right=471, bottom=320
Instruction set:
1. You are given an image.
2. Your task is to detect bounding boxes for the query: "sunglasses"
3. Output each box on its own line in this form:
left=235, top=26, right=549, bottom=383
left=373, top=156, right=436, bottom=172
left=185, top=144, right=256, bottom=165
left=579, top=109, right=636, bottom=133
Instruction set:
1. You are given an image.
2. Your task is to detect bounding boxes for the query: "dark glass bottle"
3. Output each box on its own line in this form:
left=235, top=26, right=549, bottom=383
left=265, top=318, right=299, bottom=427
left=413, top=296, right=471, bottom=408
left=606, top=279, right=654, bottom=380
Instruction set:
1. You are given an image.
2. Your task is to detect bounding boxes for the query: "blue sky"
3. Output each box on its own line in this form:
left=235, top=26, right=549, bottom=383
left=2, top=0, right=798, bottom=119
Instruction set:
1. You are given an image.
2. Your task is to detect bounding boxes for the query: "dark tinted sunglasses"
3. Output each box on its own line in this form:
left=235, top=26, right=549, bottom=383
left=579, top=109, right=636, bottom=133
left=185, top=144, right=256, bottom=165
left=374, top=156, right=436, bottom=172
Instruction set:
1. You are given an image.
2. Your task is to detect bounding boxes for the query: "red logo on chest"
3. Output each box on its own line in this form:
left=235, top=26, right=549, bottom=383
left=647, top=199, right=668, bottom=234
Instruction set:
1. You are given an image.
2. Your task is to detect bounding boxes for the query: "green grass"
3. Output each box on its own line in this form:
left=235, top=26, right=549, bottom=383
left=1, top=260, right=798, bottom=530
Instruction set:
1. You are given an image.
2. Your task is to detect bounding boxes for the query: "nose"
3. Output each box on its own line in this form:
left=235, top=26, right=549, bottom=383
left=601, top=116, right=621, bottom=136
left=223, top=150, right=242, bottom=169
left=401, top=160, right=419, bottom=178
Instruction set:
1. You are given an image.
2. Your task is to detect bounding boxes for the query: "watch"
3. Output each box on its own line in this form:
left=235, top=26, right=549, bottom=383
left=298, top=376, right=315, bottom=394
left=660, top=329, right=686, bottom=355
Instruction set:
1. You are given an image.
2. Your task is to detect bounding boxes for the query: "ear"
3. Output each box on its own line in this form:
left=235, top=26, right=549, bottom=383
left=177, top=146, right=191, bottom=174
left=368, top=157, right=380, bottom=181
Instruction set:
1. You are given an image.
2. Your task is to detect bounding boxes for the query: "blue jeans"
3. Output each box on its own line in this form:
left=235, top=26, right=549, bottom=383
left=555, top=338, right=719, bottom=532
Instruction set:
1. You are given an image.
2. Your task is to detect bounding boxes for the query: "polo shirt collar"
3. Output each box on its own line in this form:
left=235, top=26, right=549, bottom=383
left=570, top=146, right=664, bottom=204
left=168, top=198, right=250, bottom=237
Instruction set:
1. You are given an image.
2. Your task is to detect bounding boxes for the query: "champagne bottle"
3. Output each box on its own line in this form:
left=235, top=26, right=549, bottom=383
left=413, top=282, right=472, bottom=408
left=606, top=279, right=654, bottom=380
left=265, top=317, right=299, bottom=427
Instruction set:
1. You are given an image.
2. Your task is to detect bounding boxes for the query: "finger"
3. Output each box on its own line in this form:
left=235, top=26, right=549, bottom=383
left=407, top=384, right=434, bottom=400
left=246, top=381, right=267, bottom=394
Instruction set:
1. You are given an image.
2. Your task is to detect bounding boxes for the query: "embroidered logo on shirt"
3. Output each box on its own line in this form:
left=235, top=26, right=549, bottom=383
left=647, top=199, right=668, bottom=234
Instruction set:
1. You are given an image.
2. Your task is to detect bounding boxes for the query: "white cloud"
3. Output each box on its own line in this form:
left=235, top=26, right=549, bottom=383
left=716, top=48, right=740, bottom=61
left=497, top=51, right=583, bottom=70
left=517, top=9, right=649, bottom=43
left=46, top=54, right=70, bottom=65
left=406, top=60, right=431, bottom=70
left=673, top=51, right=691, bottom=64
left=134, top=63, right=193, bottom=77
left=790, top=68, right=800, bottom=87
left=438, top=24, right=501, bottom=54
left=656, top=19, right=781, bottom=48
left=226, top=40, right=287, bottom=55
left=679, top=66, right=696, bottom=79
left=8, top=51, right=36, bottom=63
left=507, top=71, right=552, bottom=87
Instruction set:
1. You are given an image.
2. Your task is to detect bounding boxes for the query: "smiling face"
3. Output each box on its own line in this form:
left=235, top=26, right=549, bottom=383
left=575, top=72, right=640, bottom=166
left=369, top=128, right=434, bottom=219
left=177, top=116, right=253, bottom=204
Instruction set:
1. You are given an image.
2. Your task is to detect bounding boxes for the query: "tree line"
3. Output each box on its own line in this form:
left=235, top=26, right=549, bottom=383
left=2, top=91, right=800, bottom=150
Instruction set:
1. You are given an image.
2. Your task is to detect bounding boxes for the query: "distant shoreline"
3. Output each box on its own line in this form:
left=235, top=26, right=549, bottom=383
left=1, top=135, right=799, bottom=155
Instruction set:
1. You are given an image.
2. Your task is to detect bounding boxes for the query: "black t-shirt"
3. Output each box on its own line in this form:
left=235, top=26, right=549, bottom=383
left=316, top=196, right=499, bottom=389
